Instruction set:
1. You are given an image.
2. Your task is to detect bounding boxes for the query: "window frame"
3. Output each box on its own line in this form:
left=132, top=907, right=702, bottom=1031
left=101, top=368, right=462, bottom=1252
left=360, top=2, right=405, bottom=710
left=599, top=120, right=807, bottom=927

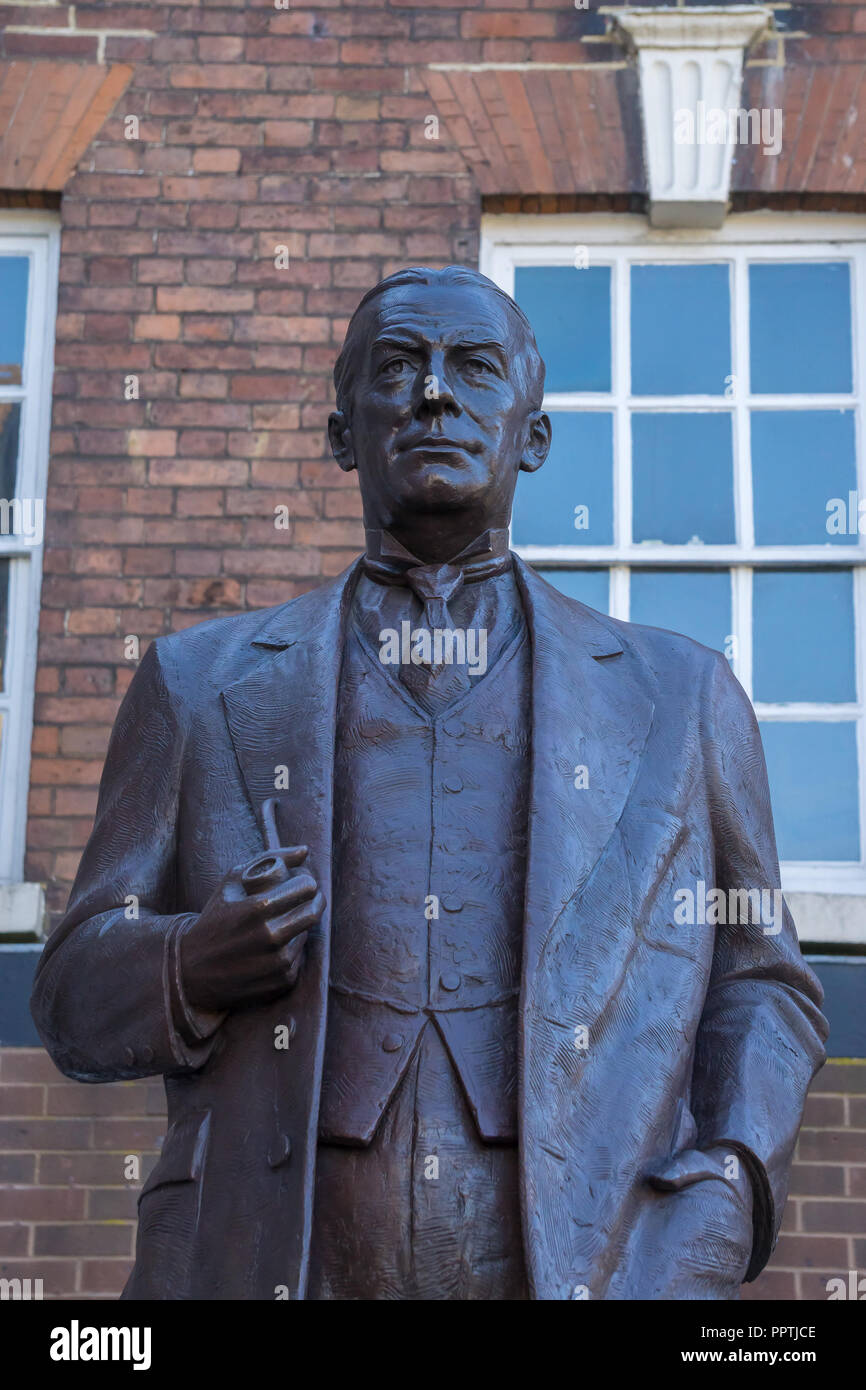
left=0, top=213, right=60, bottom=886
left=482, top=212, right=866, bottom=901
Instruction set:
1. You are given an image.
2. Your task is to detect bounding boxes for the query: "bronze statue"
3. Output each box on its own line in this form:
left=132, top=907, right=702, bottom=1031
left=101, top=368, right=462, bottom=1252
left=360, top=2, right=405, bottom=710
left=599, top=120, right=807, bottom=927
left=31, top=266, right=828, bottom=1300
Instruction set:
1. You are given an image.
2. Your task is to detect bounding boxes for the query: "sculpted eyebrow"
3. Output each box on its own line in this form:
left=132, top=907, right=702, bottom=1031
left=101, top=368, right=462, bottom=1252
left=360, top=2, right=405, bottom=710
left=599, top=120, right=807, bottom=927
left=371, top=335, right=424, bottom=355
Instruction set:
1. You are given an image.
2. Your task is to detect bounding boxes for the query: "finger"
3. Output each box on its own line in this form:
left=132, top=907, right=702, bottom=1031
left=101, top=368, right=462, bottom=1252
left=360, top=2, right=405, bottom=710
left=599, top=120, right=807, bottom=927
left=277, top=934, right=306, bottom=976
left=259, top=871, right=318, bottom=913
left=265, top=890, right=326, bottom=944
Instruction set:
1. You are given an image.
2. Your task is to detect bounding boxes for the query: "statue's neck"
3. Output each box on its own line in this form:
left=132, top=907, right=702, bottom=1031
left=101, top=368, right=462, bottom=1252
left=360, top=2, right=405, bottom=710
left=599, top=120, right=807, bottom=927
left=370, top=514, right=508, bottom=566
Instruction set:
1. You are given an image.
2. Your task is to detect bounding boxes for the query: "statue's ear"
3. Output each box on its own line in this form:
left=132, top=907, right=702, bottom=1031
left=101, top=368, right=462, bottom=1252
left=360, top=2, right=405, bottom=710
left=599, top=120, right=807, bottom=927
left=519, top=410, right=551, bottom=474
left=328, top=411, right=356, bottom=473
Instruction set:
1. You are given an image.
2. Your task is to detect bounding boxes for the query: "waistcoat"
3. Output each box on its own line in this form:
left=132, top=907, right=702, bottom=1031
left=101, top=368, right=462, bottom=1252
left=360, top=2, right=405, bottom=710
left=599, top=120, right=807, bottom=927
left=319, top=615, right=531, bottom=1145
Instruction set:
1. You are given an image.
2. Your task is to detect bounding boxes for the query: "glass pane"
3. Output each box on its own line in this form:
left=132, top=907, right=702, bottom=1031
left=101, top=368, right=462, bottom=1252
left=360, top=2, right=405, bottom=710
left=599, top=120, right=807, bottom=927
left=760, top=721, right=860, bottom=861
left=541, top=567, right=609, bottom=613
left=752, top=410, right=857, bottom=546
left=753, top=570, right=856, bottom=703
left=630, top=569, right=731, bottom=654
left=632, top=412, right=735, bottom=544
left=0, top=559, right=7, bottom=691
left=749, top=262, right=852, bottom=395
left=0, top=403, right=21, bottom=501
left=513, top=265, right=611, bottom=393
left=0, top=256, right=29, bottom=386
left=512, top=411, right=613, bottom=546
left=631, top=264, right=731, bottom=396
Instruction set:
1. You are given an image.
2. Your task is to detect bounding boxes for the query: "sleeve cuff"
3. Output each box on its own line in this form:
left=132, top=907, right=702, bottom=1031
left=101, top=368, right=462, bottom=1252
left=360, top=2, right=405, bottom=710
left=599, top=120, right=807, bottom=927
left=164, top=914, right=226, bottom=1060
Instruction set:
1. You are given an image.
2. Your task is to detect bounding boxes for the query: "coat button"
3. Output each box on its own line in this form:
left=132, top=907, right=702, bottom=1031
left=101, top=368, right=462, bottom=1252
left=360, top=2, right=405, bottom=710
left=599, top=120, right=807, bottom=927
left=443, top=776, right=463, bottom=793
left=443, top=719, right=463, bottom=738
left=440, top=971, right=461, bottom=992
left=123, top=1047, right=136, bottom=1066
left=141, top=1045, right=154, bottom=1065
left=382, top=1033, right=404, bottom=1053
left=268, top=1134, right=292, bottom=1169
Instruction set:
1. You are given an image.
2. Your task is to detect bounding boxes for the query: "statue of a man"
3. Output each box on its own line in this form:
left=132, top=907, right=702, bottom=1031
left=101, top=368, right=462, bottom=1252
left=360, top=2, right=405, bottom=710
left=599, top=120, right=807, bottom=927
left=32, top=266, right=827, bottom=1300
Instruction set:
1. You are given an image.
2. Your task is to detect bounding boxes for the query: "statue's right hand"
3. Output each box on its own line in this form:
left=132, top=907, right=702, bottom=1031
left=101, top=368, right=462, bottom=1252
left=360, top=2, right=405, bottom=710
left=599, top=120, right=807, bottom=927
left=178, top=846, right=325, bottom=1014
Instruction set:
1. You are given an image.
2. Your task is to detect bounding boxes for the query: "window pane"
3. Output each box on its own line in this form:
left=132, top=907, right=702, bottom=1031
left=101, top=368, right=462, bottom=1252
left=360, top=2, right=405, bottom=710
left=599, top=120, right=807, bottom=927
left=0, top=256, right=29, bottom=386
left=514, top=265, right=611, bottom=393
left=752, top=410, right=857, bottom=546
left=0, top=559, right=7, bottom=691
left=749, top=262, right=853, bottom=395
left=512, top=411, right=613, bottom=546
left=760, top=721, right=860, bottom=861
left=540, top=567, right=609, bottom=613
left=632, top=412, right=735, bottom=544
left=0, top=403, right=21, bottom=501
left=753, top=570, right=856, bottom=703
left=630, top=568, right=731, bottom=654
left=631, top=264, right=731, bottom=396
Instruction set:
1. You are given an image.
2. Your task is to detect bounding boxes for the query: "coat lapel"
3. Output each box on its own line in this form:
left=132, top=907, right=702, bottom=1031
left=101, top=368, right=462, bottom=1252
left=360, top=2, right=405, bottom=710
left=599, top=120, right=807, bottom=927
left=220, top=562, right=360, bottom=852
left=514, top=560, right=658, bottom=1298
left=514, top=558, right=656, bottom=935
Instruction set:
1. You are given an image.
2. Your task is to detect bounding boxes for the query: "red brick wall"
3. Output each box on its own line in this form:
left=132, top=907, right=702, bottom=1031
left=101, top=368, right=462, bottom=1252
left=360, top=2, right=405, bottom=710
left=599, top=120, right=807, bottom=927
left=0, top=1048, right=863, bottom=1300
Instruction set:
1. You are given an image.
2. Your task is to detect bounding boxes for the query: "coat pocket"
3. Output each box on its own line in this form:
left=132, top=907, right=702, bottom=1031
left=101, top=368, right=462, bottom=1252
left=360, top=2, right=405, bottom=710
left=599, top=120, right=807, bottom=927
left=139, top=1107, right=211, bottom=1202
left=130, top=1109, right=211, bottom=1300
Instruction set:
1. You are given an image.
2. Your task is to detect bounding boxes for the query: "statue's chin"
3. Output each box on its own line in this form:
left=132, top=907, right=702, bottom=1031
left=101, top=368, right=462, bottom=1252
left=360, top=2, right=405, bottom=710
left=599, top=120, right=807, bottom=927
left=394, top=458, right=491, bottom=513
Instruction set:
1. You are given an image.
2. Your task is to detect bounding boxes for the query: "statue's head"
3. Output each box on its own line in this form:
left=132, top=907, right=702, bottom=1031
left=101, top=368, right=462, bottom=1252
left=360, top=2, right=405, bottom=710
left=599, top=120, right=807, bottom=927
left=328, top=266, right=551, bottom=546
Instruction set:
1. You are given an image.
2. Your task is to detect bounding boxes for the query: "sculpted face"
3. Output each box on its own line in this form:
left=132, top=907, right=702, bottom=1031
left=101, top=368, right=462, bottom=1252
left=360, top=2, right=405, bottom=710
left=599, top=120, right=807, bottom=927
left=328, top=279, right=551, bottom=557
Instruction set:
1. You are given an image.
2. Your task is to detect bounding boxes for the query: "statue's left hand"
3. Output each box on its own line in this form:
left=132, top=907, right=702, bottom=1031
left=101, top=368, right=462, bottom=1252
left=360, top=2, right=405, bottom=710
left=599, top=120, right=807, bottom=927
left=607, top=1147, right=754, bottom=1299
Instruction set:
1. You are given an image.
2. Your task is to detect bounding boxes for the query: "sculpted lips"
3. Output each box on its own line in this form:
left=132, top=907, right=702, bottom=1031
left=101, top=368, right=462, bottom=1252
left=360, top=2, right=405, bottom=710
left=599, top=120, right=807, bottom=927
left=397, top=434, right=482, bottom=454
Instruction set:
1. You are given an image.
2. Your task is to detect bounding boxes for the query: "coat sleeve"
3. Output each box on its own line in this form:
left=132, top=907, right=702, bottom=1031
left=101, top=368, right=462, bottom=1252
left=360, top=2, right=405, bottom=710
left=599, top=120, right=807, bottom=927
left=691, top=650, right=829, bottom=1281
left=30, top=637, right=223, bottom=1082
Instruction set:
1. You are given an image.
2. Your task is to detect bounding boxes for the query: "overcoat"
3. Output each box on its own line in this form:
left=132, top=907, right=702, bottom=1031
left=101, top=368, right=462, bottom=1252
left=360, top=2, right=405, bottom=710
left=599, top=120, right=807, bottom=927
left=31, top=557, right=828, bottom=1299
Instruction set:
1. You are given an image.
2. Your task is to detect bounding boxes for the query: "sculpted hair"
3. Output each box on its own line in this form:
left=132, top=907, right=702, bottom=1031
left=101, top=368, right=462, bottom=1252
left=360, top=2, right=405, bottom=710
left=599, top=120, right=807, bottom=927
left=333, top=265, right=546, bottom=417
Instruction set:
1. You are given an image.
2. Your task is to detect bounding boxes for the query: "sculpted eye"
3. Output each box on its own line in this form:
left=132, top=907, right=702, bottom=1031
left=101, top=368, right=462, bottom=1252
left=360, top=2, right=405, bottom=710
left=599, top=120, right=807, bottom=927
left=464, top=356, right=494, bottom=374
left=382, top=357, right=411, bottom=376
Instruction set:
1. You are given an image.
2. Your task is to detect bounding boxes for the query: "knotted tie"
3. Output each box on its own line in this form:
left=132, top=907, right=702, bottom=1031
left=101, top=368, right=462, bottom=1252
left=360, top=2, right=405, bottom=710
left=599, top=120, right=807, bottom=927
left=399, top=562, right=471, bottom=712
left=362, top=529, right=511, bottom=715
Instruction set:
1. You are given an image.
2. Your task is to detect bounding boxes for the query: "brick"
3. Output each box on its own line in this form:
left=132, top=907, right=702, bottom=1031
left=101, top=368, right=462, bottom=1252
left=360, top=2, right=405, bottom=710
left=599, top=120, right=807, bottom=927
left=133, top=314, right=181, bottom=341
left=80, top=1259, right=134, bottom=1295
left=0, top=1053, right=64, bottom=1085
left=156, top=287, right=254, bottom=313
left=0, top=1226, right=30, bottom=1256
left=773, top=1234, right=849, bottom=1268
left=788, top=1163, right=847, bottom=1197
left=815, top=1062, right=866, bottom=1094
left=0, top=1187, right=86, bottom=1222
left=0, top=1156, right=35, bottom=1184
left=741, top=1269, right=798, bottom=1300
left=34, top=1223, right=134, bottom=1258
left=801, top=1200, right=866, bottom=1234
left=0, top=1087, right=44, bottom=1118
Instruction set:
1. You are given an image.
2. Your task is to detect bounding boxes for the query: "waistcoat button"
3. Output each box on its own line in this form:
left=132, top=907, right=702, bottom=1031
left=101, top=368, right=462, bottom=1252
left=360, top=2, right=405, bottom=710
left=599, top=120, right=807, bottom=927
left=443, top=776, right=463, bottom=793
left=381, top=1033, right=404, bottom=1053
left=440, top=971, right=461, bottom=992
left=441, top=895, right=463, bottom=912
left=442, top=719, right=463, bottom=738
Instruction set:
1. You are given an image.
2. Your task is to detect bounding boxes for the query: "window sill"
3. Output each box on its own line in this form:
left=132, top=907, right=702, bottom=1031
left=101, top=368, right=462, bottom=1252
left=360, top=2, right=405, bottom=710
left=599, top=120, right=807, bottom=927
left=787, top=892, right=866, bottom=947
left=0, top=883, right=46, bottom=941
